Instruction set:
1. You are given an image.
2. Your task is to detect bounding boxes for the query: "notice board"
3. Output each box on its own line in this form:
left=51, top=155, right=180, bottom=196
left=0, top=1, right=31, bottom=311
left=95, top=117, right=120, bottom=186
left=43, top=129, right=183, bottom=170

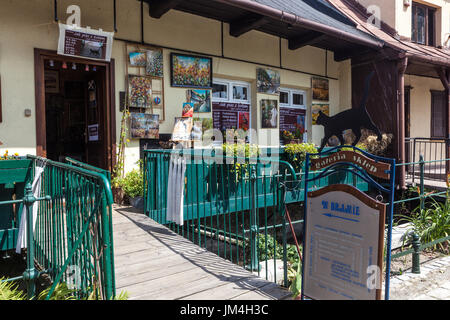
left=303, top=184, right=385, bottom=300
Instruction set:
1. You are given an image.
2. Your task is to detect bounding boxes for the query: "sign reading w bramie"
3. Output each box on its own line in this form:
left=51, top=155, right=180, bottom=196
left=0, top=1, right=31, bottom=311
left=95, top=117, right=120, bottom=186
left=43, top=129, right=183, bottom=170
left=301, top=146, right=396, bottom=300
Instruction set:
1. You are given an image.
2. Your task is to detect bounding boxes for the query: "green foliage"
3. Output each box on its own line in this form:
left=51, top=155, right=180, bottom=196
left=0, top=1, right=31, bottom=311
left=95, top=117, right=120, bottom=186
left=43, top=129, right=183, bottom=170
left=118, top=169, right=144, bottom=199
left=222, top=143, right=260, bottom=159
left=0, top=278, right=27, bottom=300
left=398, top=197, right=450, bottom=252
left=288, top=261, right=302, bottom=299
left=283, top=143, right=318, bottom=172
left=38, top=283, right=77, bottom=300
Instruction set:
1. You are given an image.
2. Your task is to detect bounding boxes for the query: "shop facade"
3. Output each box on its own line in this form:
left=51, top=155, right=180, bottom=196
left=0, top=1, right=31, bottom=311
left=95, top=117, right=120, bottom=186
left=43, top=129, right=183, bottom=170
left=0, top=0, right=382, bottom=172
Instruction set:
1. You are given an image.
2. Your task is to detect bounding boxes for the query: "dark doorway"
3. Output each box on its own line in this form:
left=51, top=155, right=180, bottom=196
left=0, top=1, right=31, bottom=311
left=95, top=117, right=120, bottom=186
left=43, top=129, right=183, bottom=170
left=35, top=49, right=116, bottom=171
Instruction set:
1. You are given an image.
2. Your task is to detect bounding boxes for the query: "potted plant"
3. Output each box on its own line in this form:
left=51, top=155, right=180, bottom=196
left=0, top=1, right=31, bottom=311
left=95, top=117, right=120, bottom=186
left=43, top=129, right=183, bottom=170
left=119, top=168, right=144, bottom=210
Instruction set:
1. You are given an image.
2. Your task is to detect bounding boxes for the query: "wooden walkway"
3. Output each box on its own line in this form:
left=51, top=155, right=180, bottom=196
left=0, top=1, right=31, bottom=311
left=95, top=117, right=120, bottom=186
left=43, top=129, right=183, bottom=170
left=112, top=205, right=292, bottom=300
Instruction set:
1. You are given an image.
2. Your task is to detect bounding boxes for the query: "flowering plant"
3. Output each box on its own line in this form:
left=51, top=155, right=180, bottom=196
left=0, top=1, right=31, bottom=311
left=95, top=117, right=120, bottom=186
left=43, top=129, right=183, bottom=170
left=0, top=150, right=20, bottom=160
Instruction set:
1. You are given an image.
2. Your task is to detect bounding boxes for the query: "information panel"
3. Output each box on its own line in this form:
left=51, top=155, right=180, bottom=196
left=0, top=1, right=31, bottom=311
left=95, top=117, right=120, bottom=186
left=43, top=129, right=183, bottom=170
left=212, top=102, right=250, bottom=131
left=303, top=184, right=385, bottom=300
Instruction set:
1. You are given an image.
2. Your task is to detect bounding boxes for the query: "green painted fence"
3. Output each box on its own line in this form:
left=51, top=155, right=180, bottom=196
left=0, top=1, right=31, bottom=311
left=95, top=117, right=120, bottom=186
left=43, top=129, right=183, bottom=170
left=143, top=147, right=368, bottom=286
left=0, top=155, right=115, bottom=300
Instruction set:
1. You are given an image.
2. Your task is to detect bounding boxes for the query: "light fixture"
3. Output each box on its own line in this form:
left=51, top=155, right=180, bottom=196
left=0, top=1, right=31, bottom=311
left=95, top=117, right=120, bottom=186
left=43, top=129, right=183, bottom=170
left=85, top=64, right=89, bottom=72
left=92, top=66, right=97, bottom=72
left=62, top=62, right=67, bottom=69
left=49, top=60, right=54, bottom=67
left=72, top=63, right=77, bottom=70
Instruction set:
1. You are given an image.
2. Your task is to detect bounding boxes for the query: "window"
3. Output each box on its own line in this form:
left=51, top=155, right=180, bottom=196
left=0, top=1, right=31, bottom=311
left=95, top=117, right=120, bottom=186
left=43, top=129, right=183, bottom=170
left=279, top=88, right=306, bottom=109
left=431, top=91, right=446, bottom=138
left=412, top=2, right=436, bottom=46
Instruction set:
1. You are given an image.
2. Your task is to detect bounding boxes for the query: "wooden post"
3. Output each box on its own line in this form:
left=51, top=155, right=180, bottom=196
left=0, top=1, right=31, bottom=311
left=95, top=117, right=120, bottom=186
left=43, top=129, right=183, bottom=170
left=436, top=67, right=450, bottom=175
left=397, top=57, right=408, bottom=190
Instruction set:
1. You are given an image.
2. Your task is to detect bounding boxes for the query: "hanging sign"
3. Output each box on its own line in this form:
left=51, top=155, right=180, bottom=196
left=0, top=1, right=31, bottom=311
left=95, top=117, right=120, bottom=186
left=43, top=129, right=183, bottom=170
left=57, top=23, right=114, bottom=61
left=304, top=184, right=385, bottom=300
left=88, top=124, right=99, bottom=141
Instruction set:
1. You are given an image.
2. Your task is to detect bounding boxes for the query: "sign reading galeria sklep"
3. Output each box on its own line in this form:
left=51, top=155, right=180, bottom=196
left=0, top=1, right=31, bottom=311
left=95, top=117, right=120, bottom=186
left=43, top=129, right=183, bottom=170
left=58, top=24, right=114, bottom=61
left=304, top=184, right=386, bottom=300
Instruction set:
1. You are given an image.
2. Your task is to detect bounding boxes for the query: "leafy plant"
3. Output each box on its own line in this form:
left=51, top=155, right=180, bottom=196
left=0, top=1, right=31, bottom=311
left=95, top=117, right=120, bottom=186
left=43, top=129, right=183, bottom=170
left=398, top=197, right=450, bottom=252
left=118, top=169, right=144, bottom=199
left=0, top=278, right=27, bottom=300
left=283, top=143, right=317, bottom=173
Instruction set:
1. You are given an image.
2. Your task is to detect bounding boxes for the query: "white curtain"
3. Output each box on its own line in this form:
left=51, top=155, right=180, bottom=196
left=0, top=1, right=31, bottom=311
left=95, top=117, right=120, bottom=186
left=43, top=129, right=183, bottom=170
left=16, top=159, right=47, bottom=253
left=166, top=150, right=186, bottom=226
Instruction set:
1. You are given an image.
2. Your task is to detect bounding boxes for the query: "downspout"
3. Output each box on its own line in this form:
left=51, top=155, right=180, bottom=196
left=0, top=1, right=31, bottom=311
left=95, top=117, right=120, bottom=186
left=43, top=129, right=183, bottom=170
left=437, top=67, right=450, bottom=175
left=213, top=0, right=383, bottom=49
left=397, top=57, right=408, bottom=190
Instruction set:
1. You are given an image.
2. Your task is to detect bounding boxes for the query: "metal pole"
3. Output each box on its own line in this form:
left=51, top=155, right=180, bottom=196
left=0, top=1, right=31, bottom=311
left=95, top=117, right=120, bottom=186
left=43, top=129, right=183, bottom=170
left=247, top=165, right=259, bottom=271
left=419, top=155, right=425, bottom=212
left=411, top=233, right=421, bottom=274
left=22, top=183, right=38, bottom=300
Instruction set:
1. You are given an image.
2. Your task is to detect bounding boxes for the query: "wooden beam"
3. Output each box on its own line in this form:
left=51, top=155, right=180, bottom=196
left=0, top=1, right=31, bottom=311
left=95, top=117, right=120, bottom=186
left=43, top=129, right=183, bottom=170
left=288, top=31, right=326, bottom=50
left=229, top=14, right=268, bottom=37
left=144, top=0, right=182, bottom=19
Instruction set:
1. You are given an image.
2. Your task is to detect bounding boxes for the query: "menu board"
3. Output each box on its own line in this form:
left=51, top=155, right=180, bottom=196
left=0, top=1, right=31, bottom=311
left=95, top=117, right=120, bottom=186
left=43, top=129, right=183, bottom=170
left=58, top=24, right=114, bottom=61
left=279, top=107, right=306, bottom=132
left=303, top=185, right=385, bottom=300
left=212, top=102, right=250, bottom=132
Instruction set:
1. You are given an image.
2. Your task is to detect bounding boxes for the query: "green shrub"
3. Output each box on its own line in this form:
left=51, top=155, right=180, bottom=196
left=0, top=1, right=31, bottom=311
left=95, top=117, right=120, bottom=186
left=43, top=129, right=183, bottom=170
left=119, top=169, right=144, bottom=199
left=283, top=143, right=317, bottom=172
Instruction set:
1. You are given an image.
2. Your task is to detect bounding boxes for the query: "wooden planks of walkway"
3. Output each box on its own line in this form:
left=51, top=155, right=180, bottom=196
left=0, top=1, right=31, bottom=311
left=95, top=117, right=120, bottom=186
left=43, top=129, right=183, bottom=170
left=112, top=205, right=292, bottom=300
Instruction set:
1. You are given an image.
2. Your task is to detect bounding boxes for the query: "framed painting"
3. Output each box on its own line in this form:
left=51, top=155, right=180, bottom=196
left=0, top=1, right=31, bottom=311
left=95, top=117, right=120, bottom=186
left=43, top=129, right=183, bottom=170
left=257, top=68, right=280, bottom=94
left=170, top=53, right=212, bottom=88
left=261, top=99, right=278, bottom=128
left=128, top=75, right=152, bottom=108
left=312, top=77, right=329, bottom=101
left=312, top=103, right=329, bottom=124
left=146, top=49, right=164, bottom=77
left=130, top=113, right=159, bottom=139
left=129, top=51, right=147, bottom=67
left=187, top=89, right=211, bottom=113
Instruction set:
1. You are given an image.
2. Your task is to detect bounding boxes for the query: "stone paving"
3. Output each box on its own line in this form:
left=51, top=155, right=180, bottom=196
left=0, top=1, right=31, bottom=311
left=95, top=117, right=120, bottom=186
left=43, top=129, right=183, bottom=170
left=386, top=255, right=450, bottom=300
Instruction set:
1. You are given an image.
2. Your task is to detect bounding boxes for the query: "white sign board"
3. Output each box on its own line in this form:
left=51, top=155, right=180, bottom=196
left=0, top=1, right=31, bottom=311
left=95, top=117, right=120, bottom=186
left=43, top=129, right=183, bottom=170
left=303, top=184, right=385, bottom=300
left=57, top=23, right=114, bottom=61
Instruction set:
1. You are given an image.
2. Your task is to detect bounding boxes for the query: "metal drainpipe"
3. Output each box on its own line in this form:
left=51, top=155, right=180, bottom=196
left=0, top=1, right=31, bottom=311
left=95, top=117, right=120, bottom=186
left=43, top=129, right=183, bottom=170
left=397, top=57, right=408, bottom=190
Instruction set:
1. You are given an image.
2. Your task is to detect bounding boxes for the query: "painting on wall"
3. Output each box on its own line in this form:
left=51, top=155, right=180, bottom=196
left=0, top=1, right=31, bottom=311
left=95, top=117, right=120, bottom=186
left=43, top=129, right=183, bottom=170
left=130, top=113, right=159, bottom=139
left=170, top=53, right=212, bottom=88
left=129, top=51, right=147, bottom=67
left=187, top=89, right=211, bottom=113
left=257, top=68, right=280, bottom=94
left=172, top=117, right=193, bottom=141
left=146, top=49, right=164, bottom=77
left=261, top=99, right=278, bottom=129
left=312, top=77, right=329, bottom=101
left=239, top=112, right=250, bottom=131
left=128, top=75, right=152, bottom=108
left=311, top=103, right=329, bottom=125
left=182, top=102, right=194, bottom=118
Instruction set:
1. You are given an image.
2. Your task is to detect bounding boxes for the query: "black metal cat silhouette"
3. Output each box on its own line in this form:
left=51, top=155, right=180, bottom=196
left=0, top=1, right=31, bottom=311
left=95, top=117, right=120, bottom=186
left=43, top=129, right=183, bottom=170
left=316, top=71, right=382, bottom=152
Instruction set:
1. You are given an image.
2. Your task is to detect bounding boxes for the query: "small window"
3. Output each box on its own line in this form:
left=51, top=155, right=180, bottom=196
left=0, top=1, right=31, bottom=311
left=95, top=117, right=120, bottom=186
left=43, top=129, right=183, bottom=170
left=412, top=2, right=435, bottom=46
left=212, top=82, right=228, bottom=100
left=292, top=93, right=304, bottom=106
left=280, top=91, right=289, bottom=105
left=233, top=85, right=248, bottom=101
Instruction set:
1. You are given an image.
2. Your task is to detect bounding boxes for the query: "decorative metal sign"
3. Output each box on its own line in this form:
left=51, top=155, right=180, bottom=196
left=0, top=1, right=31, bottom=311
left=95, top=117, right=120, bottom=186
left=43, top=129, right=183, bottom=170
left=304, top=184, right=385, bottom=300
left=310, top=150, right=391, bottom=179
left=301, top=146, right=396, bottom=300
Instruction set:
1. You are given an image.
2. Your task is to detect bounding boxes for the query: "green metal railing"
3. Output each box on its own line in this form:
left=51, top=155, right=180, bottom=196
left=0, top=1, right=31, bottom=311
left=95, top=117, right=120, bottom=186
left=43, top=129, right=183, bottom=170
left=0, top=155, right=115, bottom=300
left=143, top=148, right=367, bottom=287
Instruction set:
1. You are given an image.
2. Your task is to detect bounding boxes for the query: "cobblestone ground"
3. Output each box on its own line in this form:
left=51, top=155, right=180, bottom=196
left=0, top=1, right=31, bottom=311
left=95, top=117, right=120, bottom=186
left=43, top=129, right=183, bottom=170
left=386, top=255, right=450, bottom=300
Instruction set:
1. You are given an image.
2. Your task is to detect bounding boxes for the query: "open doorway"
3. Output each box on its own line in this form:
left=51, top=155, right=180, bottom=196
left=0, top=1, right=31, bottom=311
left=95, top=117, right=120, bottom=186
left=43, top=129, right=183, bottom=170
left=35, top=49, right=116, bottom=170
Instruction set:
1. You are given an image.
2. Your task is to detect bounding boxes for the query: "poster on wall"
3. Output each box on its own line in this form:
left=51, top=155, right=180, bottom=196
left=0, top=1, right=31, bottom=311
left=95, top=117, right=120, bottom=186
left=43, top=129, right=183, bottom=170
left=312, top=77, right=329, bottom=101
left=280, top=107, right=306, bottom=141
left=88, top=124, right=99, bottom=141
left=128, top=75, right=152, bottom=108
left=312, top=103, right=329, bottom=125
left=130, top=113, right=159, bottom=139
left=57, top=23, right=114, bottom=61
left=170, top=53, right=212, bottom=88
left=257, top=68, right=280, bottom=94
left=212, top=102, right=250, bottom=132
left=260, top=99, right=278, bottom=129
left=187, top=89, right=211, bottom=113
